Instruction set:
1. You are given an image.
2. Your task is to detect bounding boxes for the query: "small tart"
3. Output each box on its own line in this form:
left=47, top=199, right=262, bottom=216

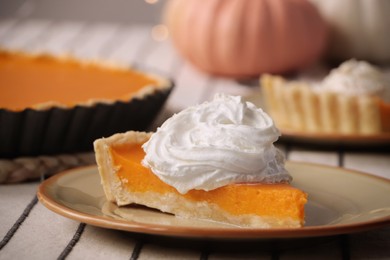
left=0, top=50, right=173, bottom=158
left=94, top=131, right=307, bottom=228
left=261, top=74, right=390, bottom=135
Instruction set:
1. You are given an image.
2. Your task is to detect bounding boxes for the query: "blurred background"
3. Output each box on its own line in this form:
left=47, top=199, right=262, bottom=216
left=0, top=2, right=389, bottom=259
left=0, top=0, right=165, bottom=24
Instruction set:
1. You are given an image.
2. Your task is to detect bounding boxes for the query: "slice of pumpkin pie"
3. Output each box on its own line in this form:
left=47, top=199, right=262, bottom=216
left=94, top=94, right=307, bottom=228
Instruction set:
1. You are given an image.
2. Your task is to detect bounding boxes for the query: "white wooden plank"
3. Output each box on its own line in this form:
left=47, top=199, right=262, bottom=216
left=139, top=243, right=200, bottom=260
left=198, top=78, right=265, bottom=118
left=0, top=19, right=19, bottom=39
left=141, top=39, right=179, bottom=74
left=67, top=225, right=136, bottom=260
left=344, top=153, right=390, bottom=179
left=0, top=19, right=51, bottom=50
left=0, top=183, right=38, bottom=239
left=165, top=62, right=211, bottom=112
left=27, top=21, right=85, bottom=54
left=67, top=23, right=119, bottom=60
left=210, top=251, right=269, bottom=260
left=0, top=203, right=79, bottom=259
left=103, top=26, right=150, bottom=66
left=279, top=239, right=342, bottom=259
left=349, top=227, right=390, bottom=259
left=288, top=149, right=339, bottom=167
left=212, top=78, right=259, bottom=99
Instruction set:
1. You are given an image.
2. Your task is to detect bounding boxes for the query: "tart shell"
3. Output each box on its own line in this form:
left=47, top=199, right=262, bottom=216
left=260, top=74, right=388, bottom=135
left=0, top=80, right=173, bottom=159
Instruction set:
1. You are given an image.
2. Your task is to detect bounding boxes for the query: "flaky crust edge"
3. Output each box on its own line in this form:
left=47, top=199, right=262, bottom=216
left=93, top=131, right=152, bottom=203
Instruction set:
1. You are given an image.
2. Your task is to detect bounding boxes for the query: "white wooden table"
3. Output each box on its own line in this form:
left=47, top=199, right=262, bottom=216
left=0, top=19, right=389, bottom=260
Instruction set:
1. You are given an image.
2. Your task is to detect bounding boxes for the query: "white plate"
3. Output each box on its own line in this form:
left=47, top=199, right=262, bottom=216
left=37, top=163, right=390, bottom=239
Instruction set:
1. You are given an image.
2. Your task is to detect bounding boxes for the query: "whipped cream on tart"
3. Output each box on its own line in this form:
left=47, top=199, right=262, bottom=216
left=94, top=94, right=307, bottom=228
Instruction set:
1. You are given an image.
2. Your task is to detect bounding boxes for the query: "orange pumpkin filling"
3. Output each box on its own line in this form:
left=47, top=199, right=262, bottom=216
left=110, top=143, right=306, bottom=221
left=0, top=51, right=158, bottom=111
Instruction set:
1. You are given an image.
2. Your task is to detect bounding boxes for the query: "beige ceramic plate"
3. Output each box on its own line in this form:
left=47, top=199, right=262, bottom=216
left=37, top=162, right=390, bottom=239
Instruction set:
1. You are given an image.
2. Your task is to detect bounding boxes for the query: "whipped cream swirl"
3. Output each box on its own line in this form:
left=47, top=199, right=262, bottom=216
left=322, top=59, right=388, bottom=97
left=142, top=94, right=290, bottom=194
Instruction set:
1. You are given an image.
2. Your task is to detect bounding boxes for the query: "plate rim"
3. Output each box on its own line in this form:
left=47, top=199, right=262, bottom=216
left=37, top=163, right=390, bottom=239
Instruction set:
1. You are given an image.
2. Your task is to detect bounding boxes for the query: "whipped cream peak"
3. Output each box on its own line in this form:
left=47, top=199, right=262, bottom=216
left=321, top=59, right=388, bottom=97
left=142, top=93, right=291, bottom=194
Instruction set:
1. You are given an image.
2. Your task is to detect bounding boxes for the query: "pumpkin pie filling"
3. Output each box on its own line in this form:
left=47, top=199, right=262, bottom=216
left=110, top=142, right=306, bottom=221
left=0, top=51, right=160, bottom=111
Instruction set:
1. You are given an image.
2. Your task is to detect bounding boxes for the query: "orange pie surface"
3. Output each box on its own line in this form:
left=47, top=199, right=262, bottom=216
left=0, top=51, right=159, bottom=111
left=94, top=131, right=307, bottom=228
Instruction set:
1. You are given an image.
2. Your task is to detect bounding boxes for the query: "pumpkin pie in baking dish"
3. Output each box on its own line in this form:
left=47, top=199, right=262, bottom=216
left=94, top=94, right=307, bottom=228
left=261, top=60, right=390, bottom=135
left=0, top=50, right=173, bottom=158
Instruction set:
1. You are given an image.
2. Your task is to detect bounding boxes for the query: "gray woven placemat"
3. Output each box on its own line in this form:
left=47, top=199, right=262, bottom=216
left=0, top=153, right=96, bottom=183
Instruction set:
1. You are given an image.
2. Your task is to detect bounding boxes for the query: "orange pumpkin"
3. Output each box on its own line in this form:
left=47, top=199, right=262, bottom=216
left=164, top=0, right=328, bottom=78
